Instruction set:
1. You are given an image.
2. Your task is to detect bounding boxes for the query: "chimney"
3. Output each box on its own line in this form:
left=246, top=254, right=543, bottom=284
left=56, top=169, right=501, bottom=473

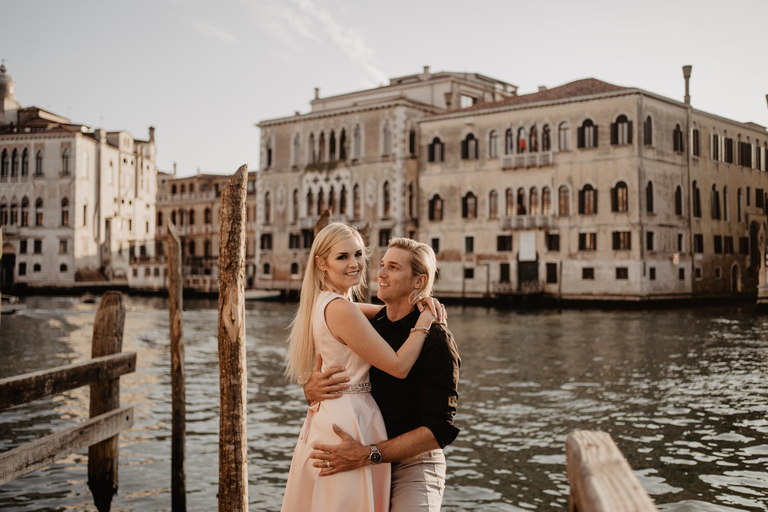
left=173, top=162, right=177, bottom=176
left=149, top=126, right=155, bottom=143
left=538, top=85, right=547, bottom=93
left=683, top=65, right=692, bottom=105
left=314, top=87, right=320, bottom=100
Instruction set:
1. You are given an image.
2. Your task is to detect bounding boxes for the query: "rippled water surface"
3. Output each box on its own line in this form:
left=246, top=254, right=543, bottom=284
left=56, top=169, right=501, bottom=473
left=1, top=296, right=767, bottom=511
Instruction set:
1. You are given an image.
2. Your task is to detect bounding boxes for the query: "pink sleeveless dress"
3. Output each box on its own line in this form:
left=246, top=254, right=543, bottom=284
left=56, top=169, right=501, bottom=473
left=281, top=291, right=390, bottom=512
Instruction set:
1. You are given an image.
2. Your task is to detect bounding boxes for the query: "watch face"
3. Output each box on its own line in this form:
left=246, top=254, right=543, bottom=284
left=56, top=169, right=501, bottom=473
left=370, top=445, right=382, bottom=465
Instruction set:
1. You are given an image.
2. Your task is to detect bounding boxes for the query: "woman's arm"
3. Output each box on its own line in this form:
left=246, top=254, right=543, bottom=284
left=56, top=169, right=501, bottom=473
left=325, top=299, right=436, bottom=379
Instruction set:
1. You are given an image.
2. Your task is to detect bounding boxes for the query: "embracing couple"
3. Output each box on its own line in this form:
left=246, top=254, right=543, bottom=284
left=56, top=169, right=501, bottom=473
left=281, top=223, right=461, bottom=512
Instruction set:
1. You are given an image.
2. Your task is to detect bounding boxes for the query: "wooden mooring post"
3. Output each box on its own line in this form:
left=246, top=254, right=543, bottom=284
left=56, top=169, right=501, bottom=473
left=167, top=221, right=187, bottom=511
left=566, top=430, right=657, bottom=512
left=217, top=164, right=249, bottom=511
left=0, top=290, right=135, bottom=512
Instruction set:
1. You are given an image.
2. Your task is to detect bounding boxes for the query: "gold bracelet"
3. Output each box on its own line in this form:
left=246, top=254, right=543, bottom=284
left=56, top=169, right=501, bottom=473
left=410, top=326, right=430, bottom=336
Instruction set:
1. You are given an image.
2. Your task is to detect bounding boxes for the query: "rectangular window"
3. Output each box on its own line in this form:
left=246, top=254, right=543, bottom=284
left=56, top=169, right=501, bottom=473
left=302, top=229, right=314, bottom=249
left=500, top=263, right=511, bottom=283
left=464, top=268, right=474, bottom=279
left=546, top=262, right=558, bottom=284
left=715, top=266, right=722, bottom=279
left=725, top=138, right=734, bottom=163
left=679, top=268, right=685, bottom=280
left=289, top=233, right=301, bottom=249
left=678, top=233, right=684, bottom=252
left=546, top=233, right=560, bottom=252
left=465, top=236, right=474, bottom=254
left=757, top=188, right=765, bottom=209
left=431, top=238, right=440, bottom=254
left=260, top=233, right=273, bottom=250
left=34, top=239, right=42, bottom=254
left=713, top=235, right=723, bottom=254
left=724, top=236, right=734, bottom=254
left=693, top=129, right=700, bottom=157
left=649, top=267, right=656, bottom=280
left=579, top=232, right=597, bottom=251
left=18, top=262, right=26, bottom=276
left=497, top=235, right=512, bottom=252
left=20, top=239, right=27, bottom=254
left=739, top=237, right=749, bottom=255
left=616, top=267, right=628, bottom=280
left=693, top=234, right=704, bottom=253
left=612, top=231, right=631, bottom=251
left=646, top=231, right=654, bottom=251
left=59, top=239, right=68, bottom=254
left=582, top=267, right=595, bottom=280
left=379, top=229, right=392, bottom=248
left=695, top=267, right=702, bottom=279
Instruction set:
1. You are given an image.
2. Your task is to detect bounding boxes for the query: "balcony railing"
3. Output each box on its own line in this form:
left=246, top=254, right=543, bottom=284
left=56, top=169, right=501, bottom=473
left=500, top=215, right=553, bottom=230
left=501, top=151, right=553, bottom=170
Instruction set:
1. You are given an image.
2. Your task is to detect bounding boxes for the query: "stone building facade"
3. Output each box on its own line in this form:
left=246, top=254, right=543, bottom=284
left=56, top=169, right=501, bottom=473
left=257, top=68, right=768, bottom=301
left=0, top=64, right=157, bottom=291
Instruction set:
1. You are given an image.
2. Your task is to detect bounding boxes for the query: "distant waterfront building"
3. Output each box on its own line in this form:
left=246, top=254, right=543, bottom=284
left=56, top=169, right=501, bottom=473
left=0, top=64, right=157, bottom=291
left=257, top=67, right=768, bottom=301
left=143, top=169, right=258, bottom=292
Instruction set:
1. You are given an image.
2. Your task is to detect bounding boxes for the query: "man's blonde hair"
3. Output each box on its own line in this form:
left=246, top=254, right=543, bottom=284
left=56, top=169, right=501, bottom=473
left=387, top=237, right=437, bottom=305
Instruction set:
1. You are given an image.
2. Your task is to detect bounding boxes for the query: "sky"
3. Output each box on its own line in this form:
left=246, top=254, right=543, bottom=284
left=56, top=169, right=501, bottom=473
left=2, top=0, right=767, bottom=177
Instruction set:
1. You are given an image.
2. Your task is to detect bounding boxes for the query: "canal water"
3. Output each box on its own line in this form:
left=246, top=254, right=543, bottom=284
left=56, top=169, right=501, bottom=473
left=0, top=296, right=767, bottom=511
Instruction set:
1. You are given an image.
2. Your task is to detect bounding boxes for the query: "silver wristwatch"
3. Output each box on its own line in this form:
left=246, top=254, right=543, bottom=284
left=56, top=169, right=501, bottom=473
left=369, top=444, right=382, bottom=465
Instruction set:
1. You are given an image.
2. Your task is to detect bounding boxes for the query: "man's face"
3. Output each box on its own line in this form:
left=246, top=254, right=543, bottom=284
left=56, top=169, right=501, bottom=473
left=377, top=247, right=418, bottom=306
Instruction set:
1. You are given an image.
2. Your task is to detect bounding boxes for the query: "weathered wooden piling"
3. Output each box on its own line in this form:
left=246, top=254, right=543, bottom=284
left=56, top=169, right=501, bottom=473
left=566, top=430, right=657, bottom=512
left=217, top=164, right=249, bottom=511
left=88, top=291, right=126, bottom=512
left=167, top=221, right=187, bottom=511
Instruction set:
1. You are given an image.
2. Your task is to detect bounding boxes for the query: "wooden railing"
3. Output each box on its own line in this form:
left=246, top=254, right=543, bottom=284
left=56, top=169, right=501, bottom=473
left=566, top=430, right=657, bottom=512
left=0, top=291, right=136, bottom=512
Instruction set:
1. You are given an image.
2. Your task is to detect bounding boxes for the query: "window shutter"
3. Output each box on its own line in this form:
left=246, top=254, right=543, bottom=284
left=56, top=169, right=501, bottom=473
left=428, top=143, right=435, bottom=162
left=462, top=197, right=468, bottom=218
left=578, top=188, right=585, bottom=214
left=440, top=142, right=445, bottom=162
left=594, top=189, right=598, bottom=213
left=594, top=125, right=599, bottom=147
left=611, top=187, right=618, bottom=212
left=613, top=232, right=619, bottom=250
left=611, top=122, right=618, bottom=145
left=461, top=139, right=468, bottom=160
left=577, top=126, right=585, bottom=148
left=627, top=121, right=633, bottom=144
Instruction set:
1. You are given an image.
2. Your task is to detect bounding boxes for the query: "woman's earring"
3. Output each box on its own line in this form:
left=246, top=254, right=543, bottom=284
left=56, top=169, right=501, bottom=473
left=321, top=269, right=326, bottom=282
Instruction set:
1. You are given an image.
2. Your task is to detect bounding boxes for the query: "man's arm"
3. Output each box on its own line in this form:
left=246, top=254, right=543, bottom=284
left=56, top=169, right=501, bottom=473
left=310, top=425, right=439, bottom=476
left=303, top=353, right=349, bottom=405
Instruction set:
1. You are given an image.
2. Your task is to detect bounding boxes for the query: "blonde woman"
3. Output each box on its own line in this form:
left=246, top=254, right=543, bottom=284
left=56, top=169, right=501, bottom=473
left=281, top=223, right=443, bottom=512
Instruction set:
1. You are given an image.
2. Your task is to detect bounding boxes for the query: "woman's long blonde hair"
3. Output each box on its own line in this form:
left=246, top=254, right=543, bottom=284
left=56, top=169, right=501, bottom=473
left=284, top=223, right=369, bottom=383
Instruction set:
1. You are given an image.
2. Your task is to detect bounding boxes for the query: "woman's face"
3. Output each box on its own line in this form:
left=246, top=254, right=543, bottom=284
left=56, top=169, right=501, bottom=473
left=319, top=236, right=365, bottom=293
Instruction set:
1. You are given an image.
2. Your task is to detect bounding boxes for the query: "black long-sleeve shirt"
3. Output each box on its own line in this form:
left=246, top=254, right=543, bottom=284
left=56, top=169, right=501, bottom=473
left=369, top=306, right=461, bottom=448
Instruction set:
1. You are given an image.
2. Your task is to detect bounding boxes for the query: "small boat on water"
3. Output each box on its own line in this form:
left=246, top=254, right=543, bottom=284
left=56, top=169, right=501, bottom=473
left=244, top=289, right=281, bottom=301
left=1, top=295, right=27, bottom=314
left=80, top=292, right=98, bottom=304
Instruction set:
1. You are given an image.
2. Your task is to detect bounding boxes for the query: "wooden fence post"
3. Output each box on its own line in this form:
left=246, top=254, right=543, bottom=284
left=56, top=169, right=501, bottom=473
left=217, top=164, right=249, bottom=511
left=88, top=291, right=126, bottom=512
left=167, top=221, right=187, bottom=511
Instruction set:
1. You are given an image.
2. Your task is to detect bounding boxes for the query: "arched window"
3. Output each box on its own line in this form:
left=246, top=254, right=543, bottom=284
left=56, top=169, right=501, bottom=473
left=293, top=133, right=301, bottom=166
left=579, top=184, right=597, bottom=214
left=11, top=149, right=18, bottom=177
left=339, top=129, right=347, bottom=160
left=205, top=207, right=212, bottom=224
left=0, top=201, right=6, bottom=225
left=542, top=125, right=551, bottom=152
left=1, top=149, right=8, bottom=177
left=675, top=186, right=683, bottom=216
left=488, top=130, right=499, bottom=158
left=181, top=184, right=186, bottom=194
left=723, top=186, right=730, bottom=221
left=35, top=197, right=44, bottom=226
left=292, top=189, right=299, bottom=221
left=306, top=190, right=314, bottom=216
left=317, top=188, right=325, bottom=216
left=542, top=187, right=552, bottom=215
left=291, top=262, right=300, bottom=275
left=189, top=208, right=195, bottom=225
left=340, top=186, right=347, bottom=216
left=308, top=132, right=316, bottom=163
left=462, top=192, right=477, bottom=218
left=428, top=137, right=444, bottom=162
left=644, top=116, right=653, bottom=146
left=673, top=124, right=684, bottom=152
left=318, top=132, right=326, bottom=162
left=505, top=188, right=515, bottom=216
left=517, top=127, right=527, bottom=153
left=61, top=149, right=70, bottom=175
left=558, top=122, right=571, bottom=151
left=10, top=200, right=18, bottom=225
left=329, top=130, right=336, bottom=161
left=263, top=263, right=271, bottom=275
left=407, top=183, right=414, bottom=218
left=19, top=196, right=29, bottom=227
left=264, top=191, right=271, bottom=223
left=189, top=240, right=196, bottom=256
left=489, top=190, right=499, bottom=219
left=529, top=187, right=539, bottom=215
left=171, top=210, right=177, bottom=225
left=577, top=119, right=597, bottom=148
left=329, top=186, right=336, bottom=214
left=611, top=115, right=632, bottom=145
left=157, top=211, right=163, bottom=227
left=353, top=125, right=362, bottom=158
left=60, top=264, right=68, bottom=273
left=611, top=181, right=627, bottom=213
left=265, top=138, right=273, bottom=168
left=179, top=209, right=185, bottom=226
left=35, top=150, right=43, bottom=176
left=646, top=181, right=654, bottom=213
left=558, top=186, right=570, bottom=217
left=529, top=125, right=539, bottom=152
left=428, top=194, right=443, bottom=221
left=461, top=134, right=478, bottom=160
left=516, top=187, right=527, bottom=215
left=382, top=182, right=391, bottom=218
left=737, top=188, right=743, bottom=222
left=353, top=184, right=360, bottom=218
left=711, top=185, right=721, bottom=220
left=382, top=121, right=391, bottom=156
left=692, top=181, right=701, bottom=218
left=505, top=128, right=514, bottom=155
left=21, top=149, right=29, bottom=177
left=61, top=197, right=70, bottom=226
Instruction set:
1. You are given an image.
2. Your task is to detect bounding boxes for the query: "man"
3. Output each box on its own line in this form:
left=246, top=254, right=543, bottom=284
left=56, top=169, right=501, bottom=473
left=304, top=237, right=461, bottom=511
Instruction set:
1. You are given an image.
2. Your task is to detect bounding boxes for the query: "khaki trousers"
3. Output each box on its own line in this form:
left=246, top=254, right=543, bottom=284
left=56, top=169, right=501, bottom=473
left=390, top=449, right=446, bottom=512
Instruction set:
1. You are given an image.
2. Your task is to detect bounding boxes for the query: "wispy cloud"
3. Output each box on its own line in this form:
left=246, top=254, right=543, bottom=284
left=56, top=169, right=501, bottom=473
left=190, top=19, right=237, bottom=45
left=249, top=0, right=388, bottom=85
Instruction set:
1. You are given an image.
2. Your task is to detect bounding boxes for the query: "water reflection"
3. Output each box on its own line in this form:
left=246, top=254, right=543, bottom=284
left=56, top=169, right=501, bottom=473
left=0, top=298, right=767, bottom=511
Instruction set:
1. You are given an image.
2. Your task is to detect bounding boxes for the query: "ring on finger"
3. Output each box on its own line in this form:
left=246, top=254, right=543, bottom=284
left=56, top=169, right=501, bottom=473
left=326, top=460, right=331, bottom=468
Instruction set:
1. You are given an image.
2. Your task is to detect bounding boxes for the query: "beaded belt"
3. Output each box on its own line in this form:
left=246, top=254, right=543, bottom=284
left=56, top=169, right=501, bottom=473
left=330, top=382, right=372, bottom=394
